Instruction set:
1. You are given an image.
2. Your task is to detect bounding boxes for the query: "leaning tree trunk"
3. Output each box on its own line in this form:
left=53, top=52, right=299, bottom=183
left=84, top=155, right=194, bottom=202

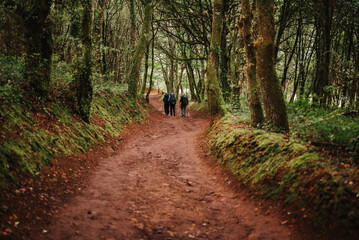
left=241, top=0, right=264, bottom=127
left=128, top=0, right=153, bottom=99
left=255, top=0, right=289, bottom=132
left=207, top=0, right=227, bottom=119
left=76, top=0, right=93, bottom=123
left=23, top=0, right=53, bottom=100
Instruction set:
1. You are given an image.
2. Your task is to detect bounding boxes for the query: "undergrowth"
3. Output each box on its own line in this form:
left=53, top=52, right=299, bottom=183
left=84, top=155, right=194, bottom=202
left=0, top=90, right=150, bottom=188
left=207, top=115, right=359, bottom=231
left=227, top=97, right=359, bottom=158
left=187, top=101, right=208, bottom=112
left=287, top=101, right=359, bottom=157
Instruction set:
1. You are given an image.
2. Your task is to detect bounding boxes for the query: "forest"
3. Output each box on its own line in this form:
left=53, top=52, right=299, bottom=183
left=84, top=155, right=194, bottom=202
left=1, top=0, right=359, bottom=239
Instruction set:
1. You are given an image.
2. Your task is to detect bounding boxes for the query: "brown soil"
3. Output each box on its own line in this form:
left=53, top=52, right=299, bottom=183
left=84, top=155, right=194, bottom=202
left=1, top=94, right=317, bottom=239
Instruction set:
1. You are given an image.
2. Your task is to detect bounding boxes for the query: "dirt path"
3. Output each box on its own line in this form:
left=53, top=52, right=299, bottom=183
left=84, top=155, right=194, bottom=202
left=34, top=94, right=308, bottom=240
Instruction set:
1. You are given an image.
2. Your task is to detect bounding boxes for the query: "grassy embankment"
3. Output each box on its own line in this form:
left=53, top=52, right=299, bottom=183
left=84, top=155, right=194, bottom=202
left=0, top=91, right=150, bottom=188
left=207, top=114, right=358, bottom=231
left=188, top=102, right=359, bottom=232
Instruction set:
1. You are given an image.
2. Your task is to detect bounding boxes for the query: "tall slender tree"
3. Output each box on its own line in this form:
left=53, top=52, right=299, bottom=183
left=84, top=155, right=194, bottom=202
left=241, top=0, right=264, bottom=127
left=76, top=0, right=93, bottom=123
left=140, top=42, right=150, bottom=96
left=128, top=0, right=153, bottom=99
left=207, top=0, right=227, bottom=119
left=313, top=0, right=335, bottom=106
left=23, top=0, right=53, bottom=100
left=255, top=0, right=289, bottom=131
left=146, top=23, right=155, bottom=102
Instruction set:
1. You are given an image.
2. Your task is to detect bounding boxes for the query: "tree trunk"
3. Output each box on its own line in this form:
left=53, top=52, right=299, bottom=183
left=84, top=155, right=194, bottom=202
left=186, top=62, right=198, bottom=102
left=281, top=20, right=300, bottom=92
left=255, top=0, right=289, bottom=132
left=23, top=0, right=53, bottom=100
left=76, top=0, right=93, bottom=123
left=200, top=58, right=206, bottom=101
left=128, top=0, right=153, bottom=99
left=169, top=58, right=175, bottom=93
left=219, top=0, right=231, bottom=102
left=130, top=0, right=136, bottom=47
left=140, top=42, right=150, bottom=96
left=159, top=57, right=170, bottom=92
left=99, top=0, right=106, bottom=81
left=178, top=66, right=184, bottom=95
left=175, top=60, right=180, bottom=98
left=146, top=30, right=155, bottom=103
left=313, top=0, right=334, bottom=106
left=207, top=0, right=227, bottom=118
left=241, top=0, right=264, bottom=127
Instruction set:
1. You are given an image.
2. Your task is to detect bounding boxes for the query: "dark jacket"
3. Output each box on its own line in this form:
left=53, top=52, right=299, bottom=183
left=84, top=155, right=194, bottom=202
left=163, top=93, right=169, bottom=104
left=169, top=93, right=177, bottom=105
left=180, top=96, right=188, bottom=107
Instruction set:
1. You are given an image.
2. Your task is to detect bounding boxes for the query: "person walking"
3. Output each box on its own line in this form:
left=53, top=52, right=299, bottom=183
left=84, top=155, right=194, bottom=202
left=168, top=92, right=177, bottom=116
left=180, top=93, right=189, bottom=117
left=163, top=92, right=170, bottom=115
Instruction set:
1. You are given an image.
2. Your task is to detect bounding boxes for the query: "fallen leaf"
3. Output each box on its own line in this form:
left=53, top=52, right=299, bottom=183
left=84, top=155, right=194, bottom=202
left=248, top=233, right=254, bottom=240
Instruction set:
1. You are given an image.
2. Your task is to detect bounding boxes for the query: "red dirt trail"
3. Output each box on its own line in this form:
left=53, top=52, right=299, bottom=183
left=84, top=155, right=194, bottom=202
left=31, top=94, right=311, bottom=240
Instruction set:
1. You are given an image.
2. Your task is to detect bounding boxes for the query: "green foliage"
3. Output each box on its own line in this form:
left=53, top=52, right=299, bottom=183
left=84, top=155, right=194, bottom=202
left=287, top=99, right=359, bottom=157
left=208, top=115, right=359, bottom=230
left=0, top=55, right=25, bottom=102
left=50, top=55, right=76, bottom=102
left=93, top=79, right=128, bottom=95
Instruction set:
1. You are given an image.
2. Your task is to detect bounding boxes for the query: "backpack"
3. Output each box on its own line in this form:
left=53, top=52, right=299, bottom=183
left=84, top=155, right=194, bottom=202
left=169, top=93, right=176, bottom=105
left=182, top=96, right=188, bottom=106
left=163, top=93, right=169, bottom=103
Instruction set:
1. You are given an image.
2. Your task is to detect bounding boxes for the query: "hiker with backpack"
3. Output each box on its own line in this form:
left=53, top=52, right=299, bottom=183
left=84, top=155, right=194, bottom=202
left=168, top=92, right=177, bottom=116
left=179, top=93, right=189, bottom=117
left=163, top=92, right=170, bottom=115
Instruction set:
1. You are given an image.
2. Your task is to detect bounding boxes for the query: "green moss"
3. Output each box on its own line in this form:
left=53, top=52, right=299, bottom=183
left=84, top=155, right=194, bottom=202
left=0, top=93, right=150, bottom=187
left=288, top=152, right=321, bottom=169
left=207, top=116, right=359, bottom=231
left=188, top=102, right=208, bottom=112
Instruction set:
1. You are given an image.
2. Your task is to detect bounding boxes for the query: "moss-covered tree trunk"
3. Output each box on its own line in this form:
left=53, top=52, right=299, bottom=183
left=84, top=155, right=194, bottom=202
left=23, top=0, right=53, bottom=100
left=200, top=58, right=206, bottom=101
left=130, top=0, right=136, bottom=47
left=207, top=0, right=227, bottom=118
left=241, top=0, right=264, bottom=127
left=128, top=0, right=153, bottom=99
left=146, top=29, right=155, bottom=103
left=255, top=0, right=289, bottom=132
left=219, top=1, right=231, bottom=102
left=76, top=0, right=93, bottom=123
left=140, top=42, right=150, bottom=96
left=98, top=0, right=106, bottom=81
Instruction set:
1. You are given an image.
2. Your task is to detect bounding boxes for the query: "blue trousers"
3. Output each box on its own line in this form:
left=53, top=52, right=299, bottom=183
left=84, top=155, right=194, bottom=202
left=170, top=104, right=176, bottom=116
left=181, top=106, right=186, bottom=117
left=164, top=103, right=169, bottom=115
